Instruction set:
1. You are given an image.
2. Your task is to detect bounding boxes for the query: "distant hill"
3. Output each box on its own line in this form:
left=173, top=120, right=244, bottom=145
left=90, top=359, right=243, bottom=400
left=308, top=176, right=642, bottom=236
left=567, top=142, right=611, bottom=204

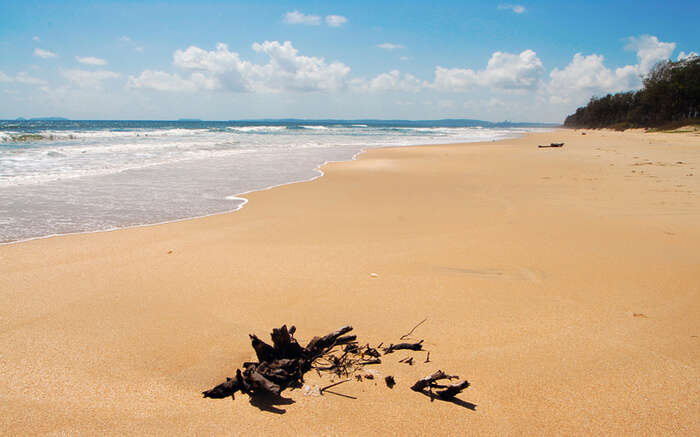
left=564, top=55, right=700, bottom=129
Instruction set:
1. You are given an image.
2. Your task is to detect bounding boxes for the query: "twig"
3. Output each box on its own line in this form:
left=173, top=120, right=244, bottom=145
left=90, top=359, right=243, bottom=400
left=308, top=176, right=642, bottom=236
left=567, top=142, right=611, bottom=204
left=321, top=379, right=350, bottom=393
left=425, top=352, right=430, bottom=363
left=400, top=318, right=427, bottom=340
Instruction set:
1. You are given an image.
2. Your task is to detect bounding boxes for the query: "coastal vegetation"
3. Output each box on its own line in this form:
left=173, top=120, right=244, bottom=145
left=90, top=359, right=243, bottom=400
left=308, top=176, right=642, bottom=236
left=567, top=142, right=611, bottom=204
left=564, top=55, right=700, bottom=129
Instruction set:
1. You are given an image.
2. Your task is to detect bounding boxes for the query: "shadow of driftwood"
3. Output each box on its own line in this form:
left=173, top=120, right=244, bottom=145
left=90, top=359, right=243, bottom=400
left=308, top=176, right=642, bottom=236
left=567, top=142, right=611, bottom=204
left=416, top=390, right=477, bottom=411
left=247, top=393, right=296, bottom=414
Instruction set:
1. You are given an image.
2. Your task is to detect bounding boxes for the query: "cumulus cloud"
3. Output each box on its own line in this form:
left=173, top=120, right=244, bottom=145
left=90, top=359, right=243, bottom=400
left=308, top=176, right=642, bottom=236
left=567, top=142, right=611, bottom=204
left=76, top=56, right=108, bottom=66
left=325, top=15, right=347, bottom=27
left=352, top=70, right=424, bottom=92
left=130, top=41, right=350, bottom=93
left=433, top=49, right=543, bottom=91
left=625, top=35, right=675, bottom=74
left=498, top=4, right=526, bottom=13
left=545, top=35, right=677, bottom=105
left=547, top=53, right=639, bottom=104
left=678, top=51, right=699, bottom=61
left=377, top=43, right=405, bottom=50
left=34, top=48, right=57, bottom=59
left=284, top=11, right=321, bottom=25
left=63, top=69, right=120, bottom=88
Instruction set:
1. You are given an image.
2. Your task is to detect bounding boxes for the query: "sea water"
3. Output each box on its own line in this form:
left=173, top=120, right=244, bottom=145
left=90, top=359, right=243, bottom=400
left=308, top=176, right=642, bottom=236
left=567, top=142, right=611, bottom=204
left=0, top=120, right=547, bottom=244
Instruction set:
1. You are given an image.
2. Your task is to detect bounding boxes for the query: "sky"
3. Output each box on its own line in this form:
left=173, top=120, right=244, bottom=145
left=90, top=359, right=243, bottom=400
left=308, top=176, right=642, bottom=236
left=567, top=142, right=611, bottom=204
left=0, top=0, right=698, bottom=122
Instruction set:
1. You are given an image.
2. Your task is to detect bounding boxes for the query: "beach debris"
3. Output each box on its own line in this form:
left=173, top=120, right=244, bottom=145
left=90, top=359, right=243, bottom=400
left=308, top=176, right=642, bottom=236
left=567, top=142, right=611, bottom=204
left=204, top=323, right=475, bottom=410
left=385, top=376, right=396, bottom=388
left=203, top=324, right=384, bottom=400
left=399, top=317, right=427, bottom=340
left=370, top=272, right=379, bottom=278
left=383, top=339, right=424, bottom=354
left=320, top=379, right=350, bottom=394
left=411, top=370, right=470, bottom=400
left=538, top=142, right=565, bottom=148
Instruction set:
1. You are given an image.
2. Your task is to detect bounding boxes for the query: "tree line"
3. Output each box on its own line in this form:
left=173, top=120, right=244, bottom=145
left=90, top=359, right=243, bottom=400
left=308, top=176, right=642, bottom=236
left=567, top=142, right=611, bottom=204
left=564, top=55, right=700, bottom=129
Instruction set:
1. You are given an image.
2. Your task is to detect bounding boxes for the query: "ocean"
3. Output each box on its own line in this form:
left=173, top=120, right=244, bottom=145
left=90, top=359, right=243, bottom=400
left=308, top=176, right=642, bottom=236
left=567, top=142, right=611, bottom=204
left=0, top=120, right=549, bottom=244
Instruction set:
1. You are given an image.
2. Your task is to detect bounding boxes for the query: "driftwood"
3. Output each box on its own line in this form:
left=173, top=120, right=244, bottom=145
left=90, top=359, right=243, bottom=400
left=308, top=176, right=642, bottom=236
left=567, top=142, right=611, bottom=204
left=383, top=339, right=423, bottom=354
left=203, top=324, right=366, bottom=400
left=410, top=370, right=470, bottom=399
left=538, top=142, right=565, bottom=148
left=400, top=318, right=427, bottom=340
left=385, top=375, right=396, bottom=388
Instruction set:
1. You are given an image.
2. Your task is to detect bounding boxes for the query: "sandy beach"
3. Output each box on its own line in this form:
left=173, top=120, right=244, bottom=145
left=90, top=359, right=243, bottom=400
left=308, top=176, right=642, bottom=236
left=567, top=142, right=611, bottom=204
left=1, top=128, right=699, bottom=435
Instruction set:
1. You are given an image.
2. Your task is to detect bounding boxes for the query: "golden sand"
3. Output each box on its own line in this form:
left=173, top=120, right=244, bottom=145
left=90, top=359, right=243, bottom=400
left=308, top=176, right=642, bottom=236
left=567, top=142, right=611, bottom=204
left=1, top=129, right=699, bottom=435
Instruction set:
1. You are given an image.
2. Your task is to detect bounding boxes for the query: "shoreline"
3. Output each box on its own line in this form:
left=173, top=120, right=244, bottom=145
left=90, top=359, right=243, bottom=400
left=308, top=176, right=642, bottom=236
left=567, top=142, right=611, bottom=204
left=0, top=130, right=538, bottom=247
left=2, top=128, right=699, bottom=435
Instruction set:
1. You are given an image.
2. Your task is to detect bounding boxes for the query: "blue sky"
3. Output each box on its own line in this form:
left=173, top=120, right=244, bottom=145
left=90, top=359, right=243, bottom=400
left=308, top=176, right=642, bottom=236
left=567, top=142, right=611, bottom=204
left=1, top=1, right=698, bottom=122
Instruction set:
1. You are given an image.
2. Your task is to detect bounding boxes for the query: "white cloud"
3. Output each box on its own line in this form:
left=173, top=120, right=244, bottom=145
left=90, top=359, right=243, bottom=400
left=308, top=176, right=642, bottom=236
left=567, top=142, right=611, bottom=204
left=433, top=49, right=543, bottom=91
left=15, top=72, right=48, bottom=85
left=400, top=56, right=412, bottom=61
left=34, top=48, right=57, bottom=59
left=63, top=69, right=120, bottom=88
left=32, top=36, right=40, bottom=42
left=325, top=15, right=347, bottom=27
left=284, top=11, right=321, bottom=25
left=353, top=70, right=424, bottom=92
left=547, top=53, right=640, bottom=104
left=119, top=36, right=132, bottom=42
left=76, top=56, right=108, bottom=66
left=131, top=41, right=350, bottom=93
left=250, top=40, right=350, bottom=92
left=678, top=51, right=699, bottom=61
left=625, top=35, right=675, bottom=74
left=0, top=71, right=12, bottom=82
left=498, top=4, right=526, bottom=13
left=128, top=70, right=216, bottom=92
left=377, top=43, right=405, bottom=50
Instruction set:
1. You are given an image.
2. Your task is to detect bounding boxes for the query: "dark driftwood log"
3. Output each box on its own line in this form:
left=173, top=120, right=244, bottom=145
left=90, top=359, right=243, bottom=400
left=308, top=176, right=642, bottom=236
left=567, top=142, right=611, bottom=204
left=437, top=380, right=470, bottom=399
left=205, top=324, right=364, bottom=401
left=249, top=334, right=278, bottom=362
left=538, top=142, right=565, bottom=148
left=270, top=325, right=305, bottom=359
left=385, top=375, right=396, bottom=388
left=202, top=376, right=241, bottom=398
left=306, top=325, right=354, bottom=355
left=383, top=339, right=423, bottom=354
left=410, top=370, right=458, bottom=392
left=411, top=370, right=470, bottom=400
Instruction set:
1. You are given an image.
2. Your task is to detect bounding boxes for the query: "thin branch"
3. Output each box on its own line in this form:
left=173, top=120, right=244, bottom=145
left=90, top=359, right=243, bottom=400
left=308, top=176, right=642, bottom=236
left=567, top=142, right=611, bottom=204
left=400, top=318, right=427, bottom=340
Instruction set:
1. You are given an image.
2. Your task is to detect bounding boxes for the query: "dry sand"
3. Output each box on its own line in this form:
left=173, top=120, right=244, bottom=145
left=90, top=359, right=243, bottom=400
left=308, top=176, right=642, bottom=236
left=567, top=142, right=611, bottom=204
left=1, top=129, right=699, bottom=436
